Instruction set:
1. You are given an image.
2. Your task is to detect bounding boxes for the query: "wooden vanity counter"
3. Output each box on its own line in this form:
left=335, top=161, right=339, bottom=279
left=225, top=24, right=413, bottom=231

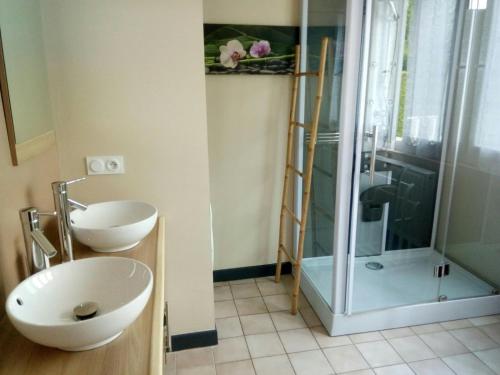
left=0, top=217, right=166, bottom=375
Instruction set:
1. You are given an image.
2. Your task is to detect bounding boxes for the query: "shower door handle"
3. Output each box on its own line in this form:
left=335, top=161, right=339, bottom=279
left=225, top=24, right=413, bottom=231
left=369, top=125, right=379, bottom=185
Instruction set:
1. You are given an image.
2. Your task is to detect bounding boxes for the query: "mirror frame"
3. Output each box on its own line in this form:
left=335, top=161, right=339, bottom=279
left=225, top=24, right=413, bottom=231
left=0, top=28, right=18, bottom=166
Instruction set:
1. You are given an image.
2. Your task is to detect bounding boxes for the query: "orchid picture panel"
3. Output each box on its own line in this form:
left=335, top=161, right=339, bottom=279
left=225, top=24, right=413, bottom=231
left=204, top=24, right=299, bottom=75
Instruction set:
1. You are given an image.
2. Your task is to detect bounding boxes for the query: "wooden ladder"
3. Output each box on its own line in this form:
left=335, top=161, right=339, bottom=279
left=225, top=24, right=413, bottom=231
left=275, top=37, right=329, bottom=315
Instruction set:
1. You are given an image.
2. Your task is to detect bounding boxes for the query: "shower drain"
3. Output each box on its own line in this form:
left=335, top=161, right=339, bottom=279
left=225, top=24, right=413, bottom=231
left=365, top=262, right=384, bottom=270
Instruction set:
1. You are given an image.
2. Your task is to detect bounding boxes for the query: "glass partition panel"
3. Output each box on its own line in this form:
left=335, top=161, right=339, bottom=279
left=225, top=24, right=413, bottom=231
left=300, top=0, right=346, bottom=310
left=439, top=0, right=499, bottom=300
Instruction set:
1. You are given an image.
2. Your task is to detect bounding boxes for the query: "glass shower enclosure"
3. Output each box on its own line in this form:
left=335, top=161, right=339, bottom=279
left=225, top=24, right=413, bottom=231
left=297, top=0, right=500, bottom=335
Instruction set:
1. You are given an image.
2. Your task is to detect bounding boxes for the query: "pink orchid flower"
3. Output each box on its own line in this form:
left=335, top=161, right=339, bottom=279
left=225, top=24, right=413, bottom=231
left=250, top=40, right=271, bottom=58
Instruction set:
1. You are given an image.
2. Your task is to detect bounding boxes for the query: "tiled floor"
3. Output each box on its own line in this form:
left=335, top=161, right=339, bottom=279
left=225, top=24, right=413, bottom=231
left=165, top=275, right=500, bottom=375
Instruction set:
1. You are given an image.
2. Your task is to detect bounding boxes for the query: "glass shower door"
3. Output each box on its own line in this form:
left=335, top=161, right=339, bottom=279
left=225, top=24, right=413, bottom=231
left=348, top=0, right=460, bottom=313
left=438, top=0, right=500, bottom=301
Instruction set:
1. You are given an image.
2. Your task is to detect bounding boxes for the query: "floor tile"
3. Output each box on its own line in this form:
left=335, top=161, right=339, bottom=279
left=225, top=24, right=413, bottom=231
left=231, top=283, right=261, bottom=299
left=475, top=348, right=500, bottom=374
left=165, top=352, right=176, bottom=375
left=311, top=326, right=352, bottom=348
left=278, top=328, right=319, bottom=353
left=255, top=276, right=275, bottom=282
left=373, top=364, right=414, bottom=375
left=480, top=323, right=500, bottom=344
left=256, top=279, right=288, bottom=296
left=409, top=358, right=455, bottom=375
left=252, top=355, right=294, bottom=375
left=215, top=317, right=243, bottom=339
left=176, top=347, right=215, bottom=375
left=389, top=335, right=436, bottom=362
left=443, top=353, right=495, bottom=375
left=419, top=331, right=469, bottom=357
left=441, top=319, right=473, bottom=330
left=289, top=350, right=333, bottom=375
left=263, top=294, right=291, bottom=312
left=176, top=347, right=214, bottom=369
left=215, top=360, right=255, bottom=375
left=246, top=332, right=285, bottom=358
left=178, top=366, right=216, bottom=375
left=240, top=314, right=275, bottom=335
left=270, top=311, right=307, bottom=331
left=214, top=286, right=233, bottom=302
left=299, top=307, right=322, bottom=327
left=470, top=316, right=500, bottom=327
left=214, top=281, right=229, bottom=287
left=450, top=327, right=498, bottom=351
left=279, top=274, right=295, bottom=292
left=213, top=336, right=250, bottom=364
left=323, top=344, right=370, bottom=373
left=211, top=281, right=499, bottom=375
left=298, top=292, right=311, bottom=309
left=349, top=331, right=384, bottom=344
left=214, top=300, right=238, bottom=319
left=356, top=340, right=403, bottom=367
left=380, top=327, right=414, bottom=340
left=411, top=323, right=444, bottom=335
left=235, top=297, right=268, bottom=316
left=230, top=278, right=256, bottom=285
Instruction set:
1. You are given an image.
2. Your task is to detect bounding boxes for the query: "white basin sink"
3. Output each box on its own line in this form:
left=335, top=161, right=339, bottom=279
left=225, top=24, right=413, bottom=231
left=71, top=200, right=158, bottom=252
left=6, top=257, right=153, bottom=351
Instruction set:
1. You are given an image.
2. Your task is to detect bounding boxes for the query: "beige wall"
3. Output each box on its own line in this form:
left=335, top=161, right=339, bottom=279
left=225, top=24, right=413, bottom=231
left=204, top=0, right=299, bottom=270
left=42, top=0, right=214, bottom=336
left=0, top=105, right=59, bottom=316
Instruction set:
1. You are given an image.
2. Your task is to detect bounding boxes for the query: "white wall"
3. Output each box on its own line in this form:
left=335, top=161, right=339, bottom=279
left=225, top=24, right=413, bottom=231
left=42, top=0, right=214, bottom=336
left=204, top=0, right=299, bottom=270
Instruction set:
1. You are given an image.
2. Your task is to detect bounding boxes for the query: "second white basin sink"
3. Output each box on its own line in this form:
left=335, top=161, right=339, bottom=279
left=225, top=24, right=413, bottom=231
left=6, top=257, right=153, bottom=351
left=71, top=200, right=158, bottom=252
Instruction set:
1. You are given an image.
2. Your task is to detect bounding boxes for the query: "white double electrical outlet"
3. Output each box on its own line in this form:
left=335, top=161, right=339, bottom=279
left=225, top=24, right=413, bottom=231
left=86, top=156, right=125, bottom=175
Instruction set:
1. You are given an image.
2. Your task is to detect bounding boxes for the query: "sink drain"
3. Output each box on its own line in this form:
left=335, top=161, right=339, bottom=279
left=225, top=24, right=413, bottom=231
left=365, top=262, right=384, bottom=270
left=74, top=302, right=98, bottom=321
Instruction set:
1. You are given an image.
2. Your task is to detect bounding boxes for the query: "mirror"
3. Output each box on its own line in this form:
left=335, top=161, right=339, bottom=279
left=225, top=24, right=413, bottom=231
left=0, top=1, right=55, bottom=166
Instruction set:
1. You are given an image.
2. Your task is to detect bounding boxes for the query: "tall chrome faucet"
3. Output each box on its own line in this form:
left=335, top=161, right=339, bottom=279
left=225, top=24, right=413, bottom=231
left=19, top=208, right=58, bottom=274
left=51, top=177, right=88, bottom=262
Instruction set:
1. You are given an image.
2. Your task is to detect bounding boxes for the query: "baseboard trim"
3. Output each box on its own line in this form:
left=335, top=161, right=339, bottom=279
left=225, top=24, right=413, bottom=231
left=170, top=329, right=218, bottom=352
left=213, top=262, right=292, bottom=282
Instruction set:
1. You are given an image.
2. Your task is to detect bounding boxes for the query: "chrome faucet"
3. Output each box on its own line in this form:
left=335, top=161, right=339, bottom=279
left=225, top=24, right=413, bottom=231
left=19, top=208, right=58, bottom=274
left=52, top=177, right=88, bottom=262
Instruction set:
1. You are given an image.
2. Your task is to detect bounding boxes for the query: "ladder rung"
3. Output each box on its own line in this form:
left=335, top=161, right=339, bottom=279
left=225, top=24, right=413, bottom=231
left=294, top=71, right=319, bottom=77
left=279, top=244, right=296, bottom=263
left=287, top=164, right=303, bottom=177
left=283, top=205, right=301, bottom=224
left=291, top=121, right=311, bottom=131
